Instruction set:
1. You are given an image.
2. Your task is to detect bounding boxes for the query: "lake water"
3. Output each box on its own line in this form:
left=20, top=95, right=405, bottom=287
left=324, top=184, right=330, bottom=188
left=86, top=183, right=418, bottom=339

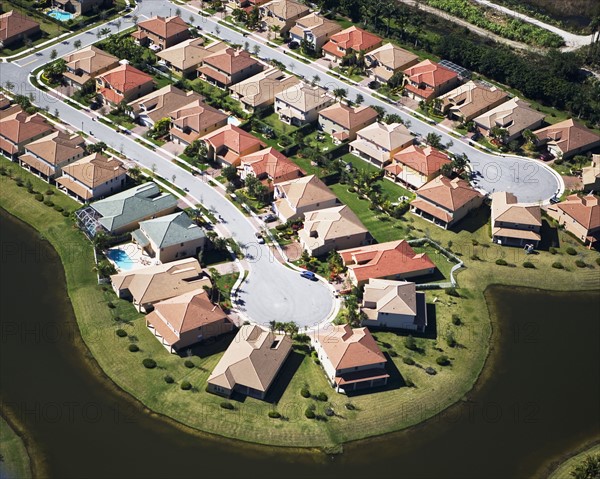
left=0, top=208, right=598, bottom=478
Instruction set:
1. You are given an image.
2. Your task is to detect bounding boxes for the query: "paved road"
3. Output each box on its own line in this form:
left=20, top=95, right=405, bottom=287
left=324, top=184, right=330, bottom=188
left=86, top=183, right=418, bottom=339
left=472, top=0, right=596, bottom=51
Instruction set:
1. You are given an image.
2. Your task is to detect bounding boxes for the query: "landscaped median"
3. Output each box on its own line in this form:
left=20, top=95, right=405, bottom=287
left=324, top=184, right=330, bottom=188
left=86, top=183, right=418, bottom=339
left=1, top=155, right=599, bottom=450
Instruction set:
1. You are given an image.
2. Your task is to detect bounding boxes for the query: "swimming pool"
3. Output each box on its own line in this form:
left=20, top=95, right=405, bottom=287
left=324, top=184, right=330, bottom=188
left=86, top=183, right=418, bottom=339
left=47, top=10, right=75, bottom=21
left=227, top=116, right=241, bottom=126
left=106, top=247, right=137, bottom=271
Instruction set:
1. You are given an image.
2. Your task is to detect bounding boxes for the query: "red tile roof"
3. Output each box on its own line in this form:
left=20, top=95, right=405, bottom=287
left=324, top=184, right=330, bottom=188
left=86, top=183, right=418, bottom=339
left=202, top=48, right=261, bottom=75
left=322, top=26, right=382, bottom=58
left=138, top=15, right=189, bottom=39
left=0, top=10, right=39, bottom=43
left=316, top=324, right=387, bottom=370
left=556, top=194, right=600, bottom=230
left=201, top=124, right=264, bottom=154
left=416, top=176, right=483, bottom=212
left=0, top=111, right=53, bottom=144
left=339, top=240, right=435, bottom=284
left=241, top=147, right=303, bottom=182
left=98, top=64, right=154, bottom=96
left=392, top=145, right=451, bottom=176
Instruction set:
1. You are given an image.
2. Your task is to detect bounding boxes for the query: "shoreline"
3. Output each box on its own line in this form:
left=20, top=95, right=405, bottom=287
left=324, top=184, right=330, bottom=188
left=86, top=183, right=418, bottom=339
left=0, top=158, right=598, bottom=456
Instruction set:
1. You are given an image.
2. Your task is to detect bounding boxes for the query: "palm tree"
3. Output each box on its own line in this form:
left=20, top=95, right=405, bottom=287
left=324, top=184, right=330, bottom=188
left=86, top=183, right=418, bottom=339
left=74, top=39, right=82, bottom=50
left=50, top=49, right=57, bottom=60
left=425, top=132, right=443, bottom=149
left=100, top=27, right=111, bottom=37
left=355, top=93, right=364, bottom=105
left=4, top=81, right=14, bottom=91
left=332, top=87, right=347, bottom=102
left=311, top=74, right=320, bottom=86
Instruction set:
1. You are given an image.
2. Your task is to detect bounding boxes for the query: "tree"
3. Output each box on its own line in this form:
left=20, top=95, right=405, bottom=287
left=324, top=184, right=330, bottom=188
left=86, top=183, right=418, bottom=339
left=425, top=132, right=443, bottom=149
left=243, top=41, right=250, bottom=51
left=74, top=39, right=82, bottom=50
left=332, top=87, right=348, bottom=102
left=522, top=129, right=536, bottom=145
left=384, top=113, right=403, bottom=125
left=247, top=6, right=260, bottom=29
left=311, top=74, right=320, bottom=86
left=150, top=117, right=171, bottom=139
left=46, top=59, right=66, bottom=82
left=355, top=93, right=364, bottom=105
left=252, top=44, right=260, bottom=56
left=127, top=166, right=143, bottom=184
left=100, top=27, right=111, bottom=37
left=570, top=454, right=600, bottom=479
left=115, top=20, right=122, bottom=33
left=88, top=141, right=107, bottom=153
left=404, top=334, right=416, bottom=350
left=222, top=166, right=239, bottom=183
left=343, top=295, right=361, bottom=327
left=372, top=105, right=386, bottom=120
left=4, top=81, right=15, bottom=91
left=50, top=49, right=57, bottom=60
left=175, top=8, right=182, bottom=17
left=490, top=126, right=508, bottom=144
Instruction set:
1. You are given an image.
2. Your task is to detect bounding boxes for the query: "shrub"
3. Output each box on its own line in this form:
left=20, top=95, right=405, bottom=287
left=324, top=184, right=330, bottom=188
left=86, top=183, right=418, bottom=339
left=549, top=247, right=557, bottom=255
left=115, top=329, right=127, bottom=338
left=446, top=331, right=457, bottom=348
left=62, top=211, right=70, bottom=217
left=268, top=411, right=281, bottom=419
left=425, top=367, right=437, bottom=375
left=305, top=408, right=316, bottom=419
left=389, top=350, right=398, bottom=357
left=300, top=388, right=310, bottom=398
left=164, top=375, right=175, bottom=384
left=53, top=205, right=63, bottom=212
left=452, top=314, right=461, bottom=325
left=317, top=392, right=328, bottom=402
left=436, top=355, right=450, bottom=366
left=523, top=261, right=535, bottom=269
left=128, top=344, right=139, bottom=352
left=34, top=193, right=44, bottom=201
left=575, top=260, right=586, bottom=268
left=43, top=200, right=54, bottom=207
left=403, top=356, right=415, bottom=365
left=184, top=360, right=195, bottom=368
left=566, top=247, right=577, bottom=256
left=405, top=378, right=415, bottom=387
left=495, top=258, right=508, bottom=266
left=220, top=402, right=234, bottom=410
left=345, top=403, right=355, bottom=410
left=107, top=301, right=116, bottom=309
left=46, top=189, right=54, bottom=195
left=470, top=254, right=480, bottom=261
left=142, top=358, right=157, bottom=369
left=552, top=262, right=564, bottom=269
left=180, top=381, right=192, bottom=390
left=404, top=335, right=417, bottom=350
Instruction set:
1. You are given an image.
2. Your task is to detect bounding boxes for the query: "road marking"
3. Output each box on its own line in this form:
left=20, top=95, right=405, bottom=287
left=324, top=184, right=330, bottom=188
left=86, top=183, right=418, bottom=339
left=17, top=58, right=38, bottom=67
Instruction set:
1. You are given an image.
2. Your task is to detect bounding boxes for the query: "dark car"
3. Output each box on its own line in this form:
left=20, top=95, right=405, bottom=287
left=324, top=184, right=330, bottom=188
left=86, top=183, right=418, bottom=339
left=263, top=214, right=277, bottom=223
left=300, top=270, right=317, bottom=281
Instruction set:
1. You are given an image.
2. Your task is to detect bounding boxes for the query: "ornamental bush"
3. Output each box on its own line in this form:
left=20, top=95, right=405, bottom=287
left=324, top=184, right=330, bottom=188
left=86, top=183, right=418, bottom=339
left=566, top=247, right=577, bottom=256
left=549, top=247, right=557, bottom=255
left=115, top=329, right=127, bottom=338
left=184, top=360, right=195, bottom=368
left=403, top=356, right=415, bottom=365
left=220, top=402, right=234, bottom=410
left=268, top=411, right=281, bottom=419
left=53, top=205, right=63, bottom=212
left=596, top=257, right=600, bottom=266
left=180, top=381, right=192, bottom=390
left=300, top=388, right=310, bottom=398
left=305, top=408, right=316, bottom=419
left=495, top=258, right=508, bottom=266
left=317, top=392, right=328, bottom=402
left=523, top=261, right=535, bottom=269
left=128, top=344, right=139, bottom=352
left=575, top=260, right=586, bottom=268
left=164, top=375, right=175, bottom=384
left=43, top=200, right=54, bottom=207
left=436, top=355, right=450, bottom=366
left=452, top=314, right=461, bottom=325
left=34, top=193, right=43, bottom=201
left=142, top=358, right=157, bottom=369
left=404, top=335, right=417, bottom=351
left=552, top=262, right=564, bottom=269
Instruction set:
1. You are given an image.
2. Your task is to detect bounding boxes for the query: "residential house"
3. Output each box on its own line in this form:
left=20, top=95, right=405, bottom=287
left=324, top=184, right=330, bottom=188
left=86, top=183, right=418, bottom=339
left=111, top=258, right=211, bottom=312
left=318, top=103, right=378, bottom=144
left=366, top=43, right=419, bottom=84
left=582, top=155, right=600, bottom=192
left=0, top=93, right=10, bottom=110
left=229, top=0, right=271, bottom=8
left=436, top=80, right=509, bottom=122
left=200, top=125, right=265, bottom=167
left=169, top=100, right=229, bottom=146
left=79, top=182, right=178, bottom=237
left=229, top=67, right=299, bottom=113
left=289, top=13, right=342, bottom=54
left=156, top=38, right=227, bottom=77
left=207, top=324, right=292, bottom=400
left=490, top=192, right=542, bottom=247
left=132, top=16, right=190, bottom=50
left=533, top=119, right=600, bottom=161
left=132, top=211, right=206, bottom=263
left=473, top=98, right=545, bottom=143
left=129, top=85, right=203, bottom=127
left=410, top=176, right=484, bottom=229
left=96, top=63, right=154, bottom=106
left=403, top=60, right=460, bottom=102
left=19, top=131, right=86, bottom=181
left=259, top=0, right=310, bottom=36
left=0, top=110, right=54, bottom=160
left=145, top=289, right=234, bottom=353
left=547, top=194, right=600, bottom=247
left=0, top=11, right=41, bottom=48
left=55, top=152, right=127, bottom=202
left=198, top=48, right=263, bottom=89
left=275, top=84, right=333, bottom=126
left=239, top=147, right=303, bottom=188
left=62, top=46, right=119, bottom=89
left=339, top=240, right=436, bottom=287
left=52, top=0, right=107, bottom=14
left=272, top=174, right=338, bottom=222
left=312, top=324, right=389, bottom=393
left=385, top=145, right=451, bottom=190
left=322, top=26, right=382, bottom=64
left=361, top=279, right=428, bottom=332
left=349, top=122, right=413, bottom=168
left=298, top=205, right=369, bottom=256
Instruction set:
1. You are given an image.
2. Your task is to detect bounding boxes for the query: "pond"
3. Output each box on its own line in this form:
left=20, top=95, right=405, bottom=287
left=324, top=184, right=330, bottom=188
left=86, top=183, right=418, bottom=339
left=0, top=208, right=598, bottom=478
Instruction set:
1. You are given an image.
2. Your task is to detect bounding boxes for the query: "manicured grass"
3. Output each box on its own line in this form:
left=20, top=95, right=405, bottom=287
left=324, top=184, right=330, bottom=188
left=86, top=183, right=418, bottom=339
left=0, top=416, right=32, bottom=479
left=1, top=155, right=598, bottom=450
left=548, top=443, right=600, bottom=479
left=412, top=243, right=455, bottom=283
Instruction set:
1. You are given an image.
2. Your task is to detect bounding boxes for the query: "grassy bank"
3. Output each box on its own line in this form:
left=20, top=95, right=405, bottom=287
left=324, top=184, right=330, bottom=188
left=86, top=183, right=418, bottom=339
left=548, top=443, right=600, bottom=479
left=1, top=155, right=598, bottom=449
left=0, top=416, right=32, bottom=479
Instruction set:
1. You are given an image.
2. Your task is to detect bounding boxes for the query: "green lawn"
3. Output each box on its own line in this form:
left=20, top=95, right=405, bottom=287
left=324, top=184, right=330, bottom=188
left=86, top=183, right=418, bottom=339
left=412, top=243, right=455, bottom=283
left=0, top=416, right=32, bottom=479
left=548, top=443, right=600, bottom=479
left=1, top=155, right=598, bottom=450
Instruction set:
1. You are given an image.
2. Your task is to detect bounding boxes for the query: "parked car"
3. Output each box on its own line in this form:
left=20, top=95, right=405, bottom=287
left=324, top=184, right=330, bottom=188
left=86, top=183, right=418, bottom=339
left=300, top=270, right=317, bottom=281
left=263, top=214, right=277, bottom=223
left=550, top=196, right=560, bottom=204
left=255, top=232, right=265, bottom=244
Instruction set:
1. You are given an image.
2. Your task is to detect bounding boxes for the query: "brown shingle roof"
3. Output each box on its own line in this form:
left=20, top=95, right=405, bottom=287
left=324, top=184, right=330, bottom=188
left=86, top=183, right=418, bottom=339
left=474, top=98, right=545, bottom=137
left=315, top=324, right=386, bottom=370
left=0, top=111, right=53, bottom=144
left=60, top=152, right=126, bottom=188
left=319, top=103, right=378, bottom=130
left=339, top=240, right=435, bottom=284
left=202, top=48, right=261, bottom=75
left=129, top=85, right=203, bottom=124
left=169, top=99, right=228, bottom=135
left=438, top=80, right=509, bottom=120
left=22, top=130, right=85, bottom=166
left=534, top=119, right=600, bottom=156
left=157, top=39, right=227, bottom=71
left=290, top=13, right=341, bottom=39
left=367, top=43, right=419, bottom=73
left=491, top=191, right=542, bottom=227
left=274, top=174, right=337, bottom=209
left=0, top=10, right=39, bottom=43
left=415, top=176, right=483, bottom=212
left=63, top=46, right=119, bottom=76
